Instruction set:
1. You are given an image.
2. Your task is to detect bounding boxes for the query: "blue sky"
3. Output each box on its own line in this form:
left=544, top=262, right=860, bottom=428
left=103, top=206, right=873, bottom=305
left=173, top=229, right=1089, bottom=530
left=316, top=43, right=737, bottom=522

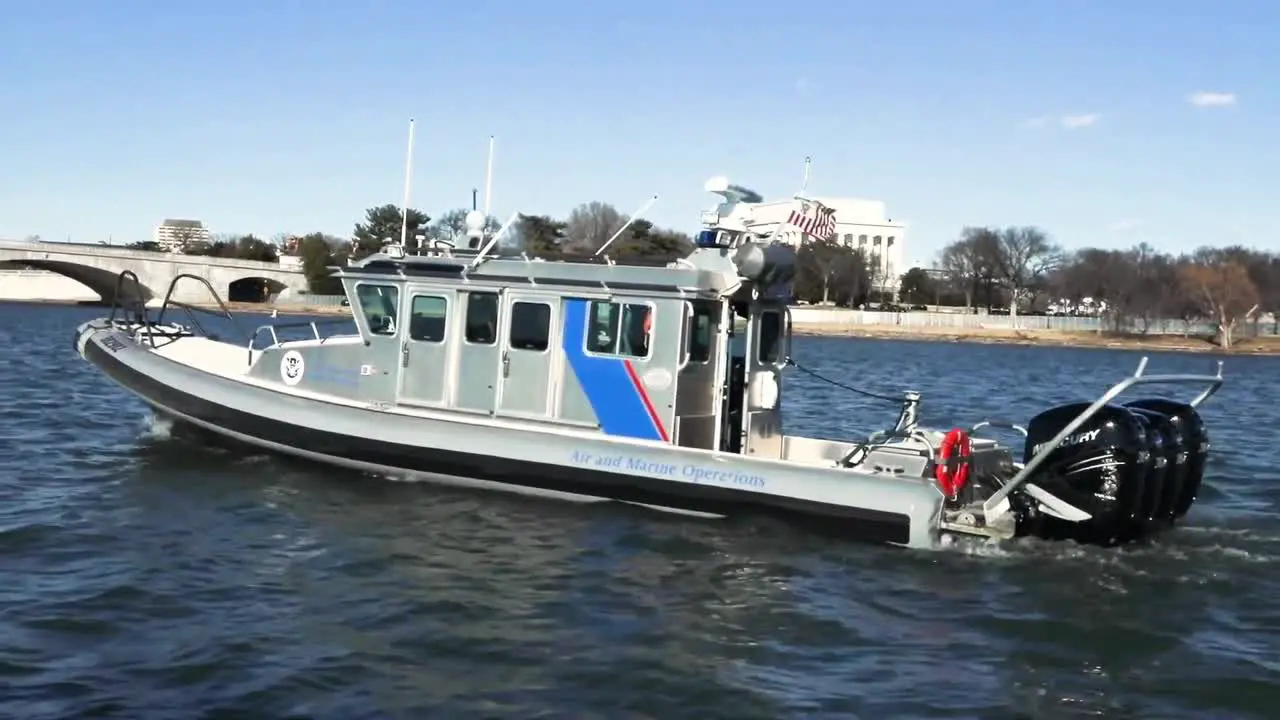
left=0, top=0, right=1274, bottom=267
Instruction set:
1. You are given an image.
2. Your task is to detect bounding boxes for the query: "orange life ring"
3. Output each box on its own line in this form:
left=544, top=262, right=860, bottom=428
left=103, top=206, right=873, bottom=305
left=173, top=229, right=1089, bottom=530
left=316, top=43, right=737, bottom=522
left=935, top=428, right=972, bottom=498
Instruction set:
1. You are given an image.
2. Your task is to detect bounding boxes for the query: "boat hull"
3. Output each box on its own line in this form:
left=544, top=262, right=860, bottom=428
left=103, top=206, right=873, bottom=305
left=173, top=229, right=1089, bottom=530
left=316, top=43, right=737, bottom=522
left=77, top=322, right=946, bottom=548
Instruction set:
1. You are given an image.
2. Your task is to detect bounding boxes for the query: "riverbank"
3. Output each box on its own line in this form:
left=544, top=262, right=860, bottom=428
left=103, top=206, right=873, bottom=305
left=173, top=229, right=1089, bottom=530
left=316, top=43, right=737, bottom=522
left=36, top=299, right=1276, bottom=355
left=794, top=323, right=1280, bottom=355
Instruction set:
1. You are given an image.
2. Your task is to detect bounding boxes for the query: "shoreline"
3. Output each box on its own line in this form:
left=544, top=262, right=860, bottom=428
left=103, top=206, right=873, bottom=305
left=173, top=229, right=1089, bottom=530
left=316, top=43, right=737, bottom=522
left=6, top=298, right=1276, bottom=356
left=793, top=323, right=1280, bottom=356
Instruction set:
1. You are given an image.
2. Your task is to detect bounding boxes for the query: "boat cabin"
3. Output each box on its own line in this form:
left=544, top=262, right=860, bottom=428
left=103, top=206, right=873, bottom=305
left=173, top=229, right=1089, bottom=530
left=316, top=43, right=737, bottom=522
left=315, top=239, right=792, bottom=460
left=246, top=184, right=835, bottom=462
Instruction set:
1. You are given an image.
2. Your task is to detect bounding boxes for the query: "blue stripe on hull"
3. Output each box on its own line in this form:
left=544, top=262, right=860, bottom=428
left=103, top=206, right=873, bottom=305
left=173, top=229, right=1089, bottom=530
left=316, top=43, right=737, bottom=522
left=561, top=299, right=662, bottom=441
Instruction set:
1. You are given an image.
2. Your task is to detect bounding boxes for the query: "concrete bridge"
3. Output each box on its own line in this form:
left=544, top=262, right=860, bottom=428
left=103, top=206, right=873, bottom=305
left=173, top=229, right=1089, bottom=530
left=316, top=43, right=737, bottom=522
left=0, top=239, right=307, bottom=305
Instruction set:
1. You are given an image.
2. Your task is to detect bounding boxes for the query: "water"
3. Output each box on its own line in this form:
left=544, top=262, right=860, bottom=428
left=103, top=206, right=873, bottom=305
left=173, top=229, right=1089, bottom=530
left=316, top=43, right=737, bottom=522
left=2, top=302, right=1277, bottom=719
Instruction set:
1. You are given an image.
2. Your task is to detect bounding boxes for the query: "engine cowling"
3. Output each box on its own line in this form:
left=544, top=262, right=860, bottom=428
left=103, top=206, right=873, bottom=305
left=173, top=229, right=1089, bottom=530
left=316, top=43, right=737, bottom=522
left=1019, top=403, right=1151, bottom=545
left=1125, top=399, right=1209, bottom=519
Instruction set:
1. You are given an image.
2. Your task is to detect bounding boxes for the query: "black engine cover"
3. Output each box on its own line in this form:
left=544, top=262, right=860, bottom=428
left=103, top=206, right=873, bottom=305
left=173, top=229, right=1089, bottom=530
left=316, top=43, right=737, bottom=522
left=1020, top=403, right=1151, bottom=545
left=1125, top=398, right=1209, bottom=518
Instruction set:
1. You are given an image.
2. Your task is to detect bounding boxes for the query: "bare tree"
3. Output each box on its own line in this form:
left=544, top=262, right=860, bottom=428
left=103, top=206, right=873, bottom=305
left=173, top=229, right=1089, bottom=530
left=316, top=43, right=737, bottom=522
left=994, top=226, right=1062, bottom=325
left=564, top=201, right=626, bottom=254
left=938, top=242, right=976, bottom=309
left=941, top=227, right=1004, bottom=311
left=1056, top=248, right=1136, bottom=333
left=1179, top=249, right=1260, bottom=349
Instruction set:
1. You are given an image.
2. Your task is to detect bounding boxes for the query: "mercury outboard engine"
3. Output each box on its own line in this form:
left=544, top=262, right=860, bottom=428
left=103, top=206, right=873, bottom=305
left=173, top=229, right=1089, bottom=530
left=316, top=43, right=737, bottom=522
left=1125, top=404, right=1181, bottom=535
left=1020, top=403, right=1151, bottom=545
left=1125, top=399, right=1210, bottom=519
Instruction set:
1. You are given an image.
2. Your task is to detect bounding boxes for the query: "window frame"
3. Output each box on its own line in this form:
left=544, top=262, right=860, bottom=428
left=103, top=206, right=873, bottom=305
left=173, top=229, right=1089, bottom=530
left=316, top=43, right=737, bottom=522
left=406, top=294, right=450, bottom=344
left=756, top=309, right=784, bottom=364
left=463, top=291, right=500, bottom=346
left=683, top=300, right=716, bottom=365
left=507, top=300, right=552, bottom=353
left=583, top=299, right=655, bottom=361
left=353, top=282, right=402, bottom=338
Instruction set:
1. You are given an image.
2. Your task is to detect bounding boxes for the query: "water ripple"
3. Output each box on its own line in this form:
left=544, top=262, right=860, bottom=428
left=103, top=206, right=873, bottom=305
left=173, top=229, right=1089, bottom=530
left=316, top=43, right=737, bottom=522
left=0, top=305, right=1276, bottom=718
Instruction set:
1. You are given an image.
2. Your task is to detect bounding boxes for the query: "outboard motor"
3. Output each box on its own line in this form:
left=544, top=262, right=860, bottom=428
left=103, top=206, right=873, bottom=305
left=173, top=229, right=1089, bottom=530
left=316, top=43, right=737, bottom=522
left=1020, top=403, right=1151, bottom=545
left=1125, top=404, right=1184, bottom=532
left=1125, top=399, right=1210, bottom=519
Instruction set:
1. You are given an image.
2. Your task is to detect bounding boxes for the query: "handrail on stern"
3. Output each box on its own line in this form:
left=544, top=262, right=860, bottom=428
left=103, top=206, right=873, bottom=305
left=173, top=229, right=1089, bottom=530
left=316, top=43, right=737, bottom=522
left=982, top=356, right=1225, bottom=523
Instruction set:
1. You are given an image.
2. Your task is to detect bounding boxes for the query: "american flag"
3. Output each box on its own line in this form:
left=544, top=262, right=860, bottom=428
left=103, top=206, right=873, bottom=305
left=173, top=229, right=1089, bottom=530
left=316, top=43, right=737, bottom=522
left=786, top=201, right=837, bottom=241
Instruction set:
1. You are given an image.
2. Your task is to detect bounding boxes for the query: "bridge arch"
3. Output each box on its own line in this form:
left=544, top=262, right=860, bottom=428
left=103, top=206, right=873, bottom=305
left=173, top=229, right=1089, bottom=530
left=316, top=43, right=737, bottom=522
left=0, top=259, right=155, bottom=304
left=0, top=240, right=308, bottom=306
left=227, top=276, right=288, bottom=303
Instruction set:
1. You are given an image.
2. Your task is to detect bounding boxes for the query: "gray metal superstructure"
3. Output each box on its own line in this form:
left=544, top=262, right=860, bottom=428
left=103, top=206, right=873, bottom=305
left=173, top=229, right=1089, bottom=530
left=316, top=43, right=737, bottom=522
left=73, top=178, right=1227, bottom=549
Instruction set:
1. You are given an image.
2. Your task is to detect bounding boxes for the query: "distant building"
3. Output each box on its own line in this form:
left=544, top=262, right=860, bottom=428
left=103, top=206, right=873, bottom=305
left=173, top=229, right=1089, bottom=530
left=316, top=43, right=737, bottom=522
left=728, top=196, right=906, bottom=293
left=153, top=219, right=211, bottom=253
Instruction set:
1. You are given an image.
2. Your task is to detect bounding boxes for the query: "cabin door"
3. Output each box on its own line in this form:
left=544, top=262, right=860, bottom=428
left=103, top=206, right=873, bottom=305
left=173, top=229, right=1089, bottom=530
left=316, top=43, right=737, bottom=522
left=742, top=303, right=787, bottom=458
left=396, top=287, right=458, bottom=407
left=451, top=289, right=502, bottom=414
left=674, top=299, right=726, bottom=449
left=494, top=291, right=559, bottom=419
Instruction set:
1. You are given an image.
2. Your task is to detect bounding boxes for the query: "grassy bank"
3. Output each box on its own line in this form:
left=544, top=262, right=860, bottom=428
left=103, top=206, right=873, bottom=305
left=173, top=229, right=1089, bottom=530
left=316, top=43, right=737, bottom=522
left=794, top=323, right=1280, bottom=355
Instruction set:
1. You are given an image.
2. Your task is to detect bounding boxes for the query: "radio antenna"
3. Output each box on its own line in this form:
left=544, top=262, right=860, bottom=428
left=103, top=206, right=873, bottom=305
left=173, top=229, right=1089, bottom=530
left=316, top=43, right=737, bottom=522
left=595, top=195, right=659, bottom=257
left=483, top=135, right=495, bottom=218
left=399, top=118, right=416, bottom=249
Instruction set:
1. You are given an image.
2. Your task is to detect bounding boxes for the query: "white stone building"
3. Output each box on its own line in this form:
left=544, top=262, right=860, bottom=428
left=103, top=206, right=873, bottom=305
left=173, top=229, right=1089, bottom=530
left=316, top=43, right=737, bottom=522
left=153, top=218, right=211, bottom=253
left=718, top=196, right=905, bottom=294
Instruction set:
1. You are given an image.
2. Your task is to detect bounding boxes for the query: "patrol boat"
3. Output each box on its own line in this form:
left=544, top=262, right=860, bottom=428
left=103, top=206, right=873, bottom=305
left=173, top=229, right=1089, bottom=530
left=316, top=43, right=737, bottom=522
left=74, top=177, right=1226, bottom=549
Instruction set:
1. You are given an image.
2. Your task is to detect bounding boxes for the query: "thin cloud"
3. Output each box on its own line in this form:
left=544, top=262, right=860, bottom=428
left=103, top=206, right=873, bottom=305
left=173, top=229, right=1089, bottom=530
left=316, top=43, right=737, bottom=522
left=1110, top=218, right=1143, bottom=233
left=1026, top=113, right=1101, bottom=129
left=1060, top=113, right=1100, bottom=129
left=1187, top=91, right=1236, bottom=107
left=795, top=76, right=812, bottom=95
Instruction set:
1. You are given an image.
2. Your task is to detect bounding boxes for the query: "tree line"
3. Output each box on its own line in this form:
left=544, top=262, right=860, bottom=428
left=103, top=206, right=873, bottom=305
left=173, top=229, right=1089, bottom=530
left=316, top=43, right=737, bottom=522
left=119, top=207, right=1277, bottom=349
left=899, top=226, right=1277, bottom=349
left=291, top=201, right=697, bottom=295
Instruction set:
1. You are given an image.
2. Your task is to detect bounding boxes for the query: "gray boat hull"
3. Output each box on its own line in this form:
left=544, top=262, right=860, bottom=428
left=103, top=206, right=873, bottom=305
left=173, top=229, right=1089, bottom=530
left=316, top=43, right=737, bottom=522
left=77, top=321, right=948, bottom=548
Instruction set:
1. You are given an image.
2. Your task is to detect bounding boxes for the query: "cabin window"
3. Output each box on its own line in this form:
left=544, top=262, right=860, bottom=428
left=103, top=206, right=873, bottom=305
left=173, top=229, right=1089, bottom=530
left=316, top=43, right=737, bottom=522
left=757, top=310, right=783, bottom=364
left=509, top=302, right=550, bottom=351
left=586, top=300, right=651, bottom=359
left=686, top=301, right=716, bottom=363
left=408, top=295, right=448, bottom=343
left=464, top=292, right=499, bottom=345
left=355, top=284, right=400, bottom=336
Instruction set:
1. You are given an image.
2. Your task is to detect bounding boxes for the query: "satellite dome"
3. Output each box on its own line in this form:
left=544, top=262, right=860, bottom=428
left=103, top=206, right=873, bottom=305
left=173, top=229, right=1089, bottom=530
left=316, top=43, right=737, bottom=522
left=464, top=210, right=486, bottom=235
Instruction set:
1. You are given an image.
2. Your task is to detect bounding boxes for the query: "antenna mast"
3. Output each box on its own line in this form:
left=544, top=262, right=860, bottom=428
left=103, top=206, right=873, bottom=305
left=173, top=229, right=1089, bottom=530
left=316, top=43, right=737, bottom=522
left=595, top=195, right=659, bottom=257
left=483, top=135, right=495, bottom=218
left=399, top=118, right=416, bottom=249
left=800, top=155, right=812, bottom=194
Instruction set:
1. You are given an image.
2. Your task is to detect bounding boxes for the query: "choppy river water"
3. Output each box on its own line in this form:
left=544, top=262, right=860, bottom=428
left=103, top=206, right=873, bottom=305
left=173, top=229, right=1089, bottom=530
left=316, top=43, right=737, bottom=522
left=2, top=302, right=1277, bottom=719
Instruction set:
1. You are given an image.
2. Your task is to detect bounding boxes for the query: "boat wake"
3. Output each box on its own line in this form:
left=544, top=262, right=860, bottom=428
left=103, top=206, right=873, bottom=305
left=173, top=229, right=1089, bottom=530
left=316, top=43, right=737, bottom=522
left=141, top=412, right=174, bottom=441
left=938, top=517, right=1280, bottom=569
